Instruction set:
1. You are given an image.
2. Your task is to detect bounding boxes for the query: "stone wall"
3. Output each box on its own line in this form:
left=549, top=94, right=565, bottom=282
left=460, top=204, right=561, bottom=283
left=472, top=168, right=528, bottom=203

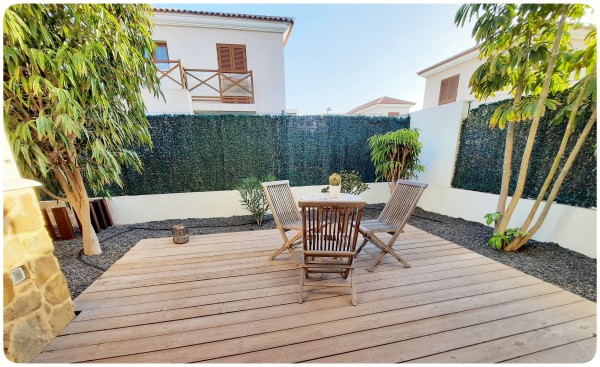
left=3, top=187, right=75, bottom=362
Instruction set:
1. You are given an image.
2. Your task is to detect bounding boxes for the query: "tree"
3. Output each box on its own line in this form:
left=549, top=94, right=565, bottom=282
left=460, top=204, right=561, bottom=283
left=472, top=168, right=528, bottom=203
left=456, top=4, right=595, bottom=251
left=4, top=4, right=161, bottom=255
left=368, top=128, right=424, bottom=191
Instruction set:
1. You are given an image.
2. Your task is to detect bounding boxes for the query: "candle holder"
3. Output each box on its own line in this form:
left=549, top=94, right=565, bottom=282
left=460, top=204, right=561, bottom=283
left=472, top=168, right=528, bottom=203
left=171, top=224, right=189, bottom=244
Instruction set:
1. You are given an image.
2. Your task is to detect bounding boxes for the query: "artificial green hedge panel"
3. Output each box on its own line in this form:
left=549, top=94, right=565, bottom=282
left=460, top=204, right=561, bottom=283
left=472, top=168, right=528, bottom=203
left=116, top=114, right=409, bottom=195
left=452, top=93, right=596, bottom=208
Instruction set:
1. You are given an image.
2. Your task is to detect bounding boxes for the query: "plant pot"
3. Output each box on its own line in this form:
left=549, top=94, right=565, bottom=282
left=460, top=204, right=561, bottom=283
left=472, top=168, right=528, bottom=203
left=330, top=185, right=341, bottom=198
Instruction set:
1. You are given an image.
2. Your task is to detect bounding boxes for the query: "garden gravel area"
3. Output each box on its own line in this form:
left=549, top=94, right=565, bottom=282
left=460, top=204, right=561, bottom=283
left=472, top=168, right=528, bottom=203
left=54, top=205, right=596, bottom=302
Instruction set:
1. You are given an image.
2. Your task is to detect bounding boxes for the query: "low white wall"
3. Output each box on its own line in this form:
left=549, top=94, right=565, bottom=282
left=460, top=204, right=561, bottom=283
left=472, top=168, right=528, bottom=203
left=411, top=101, right=597, bottom=258
left=143, top=89, right=193, bottom=115
left=108, top=182, right=392, bottom=225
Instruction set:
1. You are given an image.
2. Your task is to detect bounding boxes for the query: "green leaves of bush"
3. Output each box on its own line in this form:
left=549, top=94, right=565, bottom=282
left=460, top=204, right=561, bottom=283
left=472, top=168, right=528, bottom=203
left=236, top=174, right=276, bottom=226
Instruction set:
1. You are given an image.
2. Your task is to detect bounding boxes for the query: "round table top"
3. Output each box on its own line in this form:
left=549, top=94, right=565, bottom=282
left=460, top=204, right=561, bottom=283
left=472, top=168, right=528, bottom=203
left=300, top=193, right=363, bottom=202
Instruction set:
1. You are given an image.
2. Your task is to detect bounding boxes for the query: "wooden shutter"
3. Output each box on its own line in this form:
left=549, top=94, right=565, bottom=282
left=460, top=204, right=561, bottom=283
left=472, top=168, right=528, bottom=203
left=438, top=74, right=460, bottom=105
left=217, top=44, right=247, bottom=72
left=388, top=112, right=400, bottom=117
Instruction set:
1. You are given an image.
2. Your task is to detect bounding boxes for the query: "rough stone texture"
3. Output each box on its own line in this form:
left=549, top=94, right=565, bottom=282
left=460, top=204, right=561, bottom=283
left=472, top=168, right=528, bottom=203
left=3, top=188, right=75, bottom=363
left=9, top=314, right=53, bottom=363
left=3, top=287, right=41, bottom=323
left=43, top=275, right=71, bottom=305
left=29, top=254, right=60, bottom=286
left=23, top=230, right=55, bottom=255
left=54, top=205, right=596, bottom=303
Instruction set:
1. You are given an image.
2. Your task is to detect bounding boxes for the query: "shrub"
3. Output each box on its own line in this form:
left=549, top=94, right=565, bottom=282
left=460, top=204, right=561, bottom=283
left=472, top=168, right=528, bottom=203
left=237, top=174, right=276, bottom=226
left=321, top=170, right=370, bottom=195
left=368, top=128, right=425, bottom=191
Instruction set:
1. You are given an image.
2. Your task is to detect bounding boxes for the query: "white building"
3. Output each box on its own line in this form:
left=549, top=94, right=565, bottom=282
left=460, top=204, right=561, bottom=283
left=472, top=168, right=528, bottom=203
left=347, top=96, right=415, bottom=116
left=143, top=8, right=294, bottom=115
left=417, top=29, right=589, bottom=110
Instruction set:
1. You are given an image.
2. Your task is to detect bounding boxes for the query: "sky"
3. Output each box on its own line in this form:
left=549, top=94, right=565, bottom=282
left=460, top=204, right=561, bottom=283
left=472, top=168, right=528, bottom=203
left=153, top=1, right=478, bottom=114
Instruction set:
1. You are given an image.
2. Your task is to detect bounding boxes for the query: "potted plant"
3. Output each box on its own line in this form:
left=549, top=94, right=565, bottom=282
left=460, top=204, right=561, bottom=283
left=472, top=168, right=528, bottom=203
left=329, top=172, right=342, bottom=198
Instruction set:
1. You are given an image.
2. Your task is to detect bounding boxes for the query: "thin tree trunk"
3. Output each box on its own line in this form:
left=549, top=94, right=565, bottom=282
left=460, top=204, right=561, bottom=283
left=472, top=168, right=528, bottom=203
left=505, top=106, right=596, bottom=251
left=511, top=73, right=591, bottom=239
left=52, top=166, right=102, bottom=255
left=496, top=5, right=568, bottom=235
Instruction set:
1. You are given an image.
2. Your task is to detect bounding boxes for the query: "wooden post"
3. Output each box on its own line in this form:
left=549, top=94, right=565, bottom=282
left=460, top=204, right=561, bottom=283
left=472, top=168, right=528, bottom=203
left=51, top=207, right=75, bottom=240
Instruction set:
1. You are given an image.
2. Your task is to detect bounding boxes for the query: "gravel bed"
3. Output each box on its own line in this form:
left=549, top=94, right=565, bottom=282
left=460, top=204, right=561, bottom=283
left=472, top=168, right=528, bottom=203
left=54, top=205, right=596, bottom=302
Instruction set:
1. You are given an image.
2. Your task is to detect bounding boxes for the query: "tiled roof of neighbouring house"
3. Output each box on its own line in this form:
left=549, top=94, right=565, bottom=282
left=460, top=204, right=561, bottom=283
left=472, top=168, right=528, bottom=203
left=347, top=96, right=416, bottom=114
left=152, top=8, right=295, bottom=25
left=417, top=45, right=480, bottom=76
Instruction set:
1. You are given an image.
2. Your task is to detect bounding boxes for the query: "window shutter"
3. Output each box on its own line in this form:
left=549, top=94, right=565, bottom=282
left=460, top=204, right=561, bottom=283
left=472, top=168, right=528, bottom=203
left=217, top=45, right=232, bottom=71
left=217, top=44, right=247, bottom=72
left=232, top=46, right=247, bottom=72
left=388, top=112, right=400, bottom=117
left=438, top=74, right=460, bottom=105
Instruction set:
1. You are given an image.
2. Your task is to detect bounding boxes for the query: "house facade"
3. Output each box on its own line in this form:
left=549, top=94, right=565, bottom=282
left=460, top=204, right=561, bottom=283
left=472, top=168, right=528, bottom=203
left=143, top=8, right=294, bottom=115
left=417, top=28, right=589, bottom=110
left=347, top=96, right=415, bottom=116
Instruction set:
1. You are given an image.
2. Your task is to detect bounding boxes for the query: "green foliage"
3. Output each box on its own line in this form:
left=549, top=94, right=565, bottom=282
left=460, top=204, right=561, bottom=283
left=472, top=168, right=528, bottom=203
left=452, top=89, right=597, bottom=208
left=321, top=170, right=370, bottom=195
left=329, top=172, right=341, bottom=186
left=112, top=114, right=409, bottom=195
left=236, top=174, right=276, bottom=226
left=484, top=212, right=502, bottom=226
left=488, top=228, right=529, bottom=249
left=368, top=128, right=425, bottom=187
left=3, top=4, right=161, bottom=197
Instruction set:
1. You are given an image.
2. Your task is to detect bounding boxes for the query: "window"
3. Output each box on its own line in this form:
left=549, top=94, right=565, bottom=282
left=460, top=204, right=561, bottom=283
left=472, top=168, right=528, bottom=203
left=388, top=112, right=400, bottom=117
left=153, top=41, right=170, bottom=71
left=217, top=44, right=247, bottom=72
left=438, top=74, right=460, bottom=105
left=153, top=41, right=169, bottom=61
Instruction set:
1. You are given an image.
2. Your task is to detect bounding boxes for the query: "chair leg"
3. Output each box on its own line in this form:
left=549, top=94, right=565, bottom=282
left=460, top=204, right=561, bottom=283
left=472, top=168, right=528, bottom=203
left=350, top=268, right=357, bottom=306
left=366, top=236, right=411, bottom=272
left=354, top=237, right=369, bottom=257
left=299, top=268, right=304, bottom=304
left=271, top=230, right=302, bottom=267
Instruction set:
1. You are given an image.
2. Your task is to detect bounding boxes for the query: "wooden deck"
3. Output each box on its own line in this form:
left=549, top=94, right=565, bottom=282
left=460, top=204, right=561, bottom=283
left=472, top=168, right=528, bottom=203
left=33, top=226, right=596, bottom=363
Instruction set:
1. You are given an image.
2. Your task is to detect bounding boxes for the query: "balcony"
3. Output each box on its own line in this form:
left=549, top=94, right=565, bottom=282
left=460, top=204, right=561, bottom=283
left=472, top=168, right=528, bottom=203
left=153, top=60, right=255, bottom=104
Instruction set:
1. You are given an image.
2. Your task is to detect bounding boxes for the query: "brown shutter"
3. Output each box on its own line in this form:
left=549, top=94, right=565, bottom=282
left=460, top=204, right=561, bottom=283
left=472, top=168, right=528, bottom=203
left=217, top=45, right=232, bottom=71
left=217, top=44, right=247, bottom=72
left=438, top=74, right=460, bottom=105
left=232, top=46, right=247, bottom=72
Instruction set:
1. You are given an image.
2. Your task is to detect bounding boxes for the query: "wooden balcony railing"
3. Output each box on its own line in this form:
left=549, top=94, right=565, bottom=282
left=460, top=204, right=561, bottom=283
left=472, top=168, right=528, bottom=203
left=153, top=60, right=187, bottom=89
left=185, top=69, right=254, bottom=104
left=152, top=60, right=254, bottom=104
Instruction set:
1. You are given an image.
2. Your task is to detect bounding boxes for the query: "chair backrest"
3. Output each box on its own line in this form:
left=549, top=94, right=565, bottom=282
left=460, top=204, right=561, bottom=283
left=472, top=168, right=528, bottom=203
left=299, top=201, right=366, bottom=253
left=379, top=179, right=428, bottom=230
left=262, top=180, right=301, bottom=228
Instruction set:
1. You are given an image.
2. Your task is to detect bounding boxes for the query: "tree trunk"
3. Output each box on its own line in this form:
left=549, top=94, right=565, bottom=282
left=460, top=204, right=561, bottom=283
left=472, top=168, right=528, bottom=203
left=505, top=106, right=597, bottom=251
left=52, top=165, right=102, bottom=255
left=513, top=74, right=591, bottom=236
left=496, top=5, right=568, bottom=236
left=495, top=73, right=526, bottom=231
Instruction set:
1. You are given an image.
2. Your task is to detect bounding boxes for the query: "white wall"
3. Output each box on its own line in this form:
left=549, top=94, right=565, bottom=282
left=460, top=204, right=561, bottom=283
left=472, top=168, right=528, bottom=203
left=150, top=20, right=287, bottom=114
left=351, top=104, right=412, bottom=116
left=422, top=56, right=484, bottom=110
left=411, top=100, right=596, bottom=258
left=107, top=182, right=392, bottom=224
left=142, top=89, right=194, bottom=115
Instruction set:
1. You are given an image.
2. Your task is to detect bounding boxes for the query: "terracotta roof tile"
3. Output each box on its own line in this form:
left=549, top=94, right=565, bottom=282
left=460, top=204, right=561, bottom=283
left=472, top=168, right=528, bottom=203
left=347, top=96, right=415, bottom=114
left=417, top=45, right=480, bottom=76
left=152, top=7, right=294, bottom=25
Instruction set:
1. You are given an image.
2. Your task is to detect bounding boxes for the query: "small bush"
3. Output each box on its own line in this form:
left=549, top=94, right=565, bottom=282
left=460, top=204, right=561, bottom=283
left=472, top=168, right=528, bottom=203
left=321, top=170, right=370, bottom=195
left=237, top=174, right=276, bottom=226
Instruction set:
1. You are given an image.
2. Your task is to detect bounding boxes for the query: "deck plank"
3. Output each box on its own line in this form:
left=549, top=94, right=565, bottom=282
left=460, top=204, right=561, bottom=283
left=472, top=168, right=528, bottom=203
left=34, top=225, right=596, bottom=363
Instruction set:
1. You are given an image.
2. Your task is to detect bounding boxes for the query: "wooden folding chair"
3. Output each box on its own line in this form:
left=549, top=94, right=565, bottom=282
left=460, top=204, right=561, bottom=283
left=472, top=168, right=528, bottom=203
left=298, top=200, right=366, bottom=305
left=356, top=179, right=428, bottom=272
left=262, top=180, right=302, bottom=267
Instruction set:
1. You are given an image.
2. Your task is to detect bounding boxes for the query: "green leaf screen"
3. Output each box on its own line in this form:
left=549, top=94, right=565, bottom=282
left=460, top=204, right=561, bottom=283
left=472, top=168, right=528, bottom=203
left=113, top=114, right=409, bottom=195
